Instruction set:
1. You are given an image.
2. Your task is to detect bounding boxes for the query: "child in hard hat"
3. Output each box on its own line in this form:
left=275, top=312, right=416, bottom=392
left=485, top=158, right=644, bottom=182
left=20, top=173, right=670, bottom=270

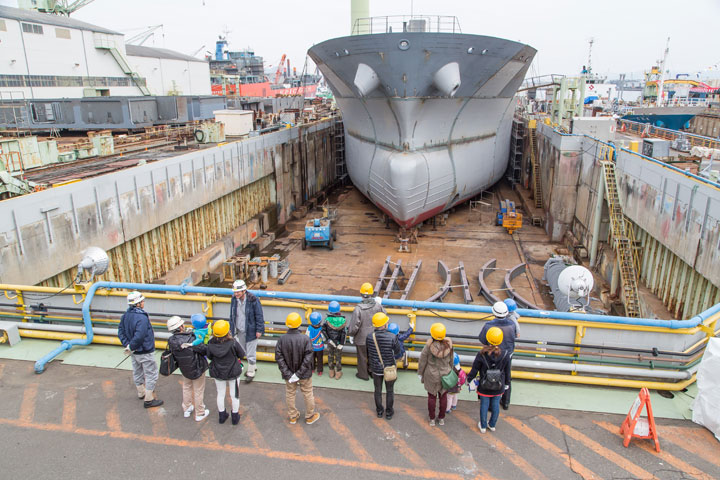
left=306, top=312, right=325, bottom=376
left=388, top=322, right=414, bottom=369
left=466, top=327, right=510, bottom=433
left=186, top=320, right=245, bottom=425
left=322, top=301, right=347, bottom=380
left=190, top=314, right=211, bottom=346
left=445, top=353, right=467, bottom=414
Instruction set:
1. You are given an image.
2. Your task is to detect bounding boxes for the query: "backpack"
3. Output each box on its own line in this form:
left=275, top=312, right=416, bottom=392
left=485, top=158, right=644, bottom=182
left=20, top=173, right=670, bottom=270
left=480, top=353, right=504, bottom=391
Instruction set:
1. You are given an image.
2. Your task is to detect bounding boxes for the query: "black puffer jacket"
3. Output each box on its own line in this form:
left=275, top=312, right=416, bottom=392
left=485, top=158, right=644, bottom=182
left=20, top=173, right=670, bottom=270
left=275, top=328, right=313, bottom=380
left=168, top=331, right=208, bottom=380
left=193, top=337, right=245, bottom=380
left=322, top=314, right=347, bottom=347
left=366, top=328, right=402, bottom=376
left=467, top=349, right=510, bottom=396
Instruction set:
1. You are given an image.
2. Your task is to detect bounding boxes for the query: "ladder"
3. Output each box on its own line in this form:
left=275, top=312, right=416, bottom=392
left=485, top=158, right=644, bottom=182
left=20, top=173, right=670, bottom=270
left=528, top=122, right=543, bottom=208
left=333, top=118, right=347, bottom=181
left=601, top=159, right=641, bottom=317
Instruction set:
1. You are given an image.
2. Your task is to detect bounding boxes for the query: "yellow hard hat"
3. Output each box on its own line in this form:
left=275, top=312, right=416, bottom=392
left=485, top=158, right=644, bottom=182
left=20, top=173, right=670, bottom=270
left=372, top=312, right=389, bottom=328
left=213, top=320, right=230, bottom=338
left=360, top=283, right=374, bottom=295
left=486, top=326, right=503, bottom=346
left=430, top=322, right=446, bottom=340
left=286, top=312, right=302, bottom=329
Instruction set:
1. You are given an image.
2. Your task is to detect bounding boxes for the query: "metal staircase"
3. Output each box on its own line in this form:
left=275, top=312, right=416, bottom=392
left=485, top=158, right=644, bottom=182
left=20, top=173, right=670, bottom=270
left=94, top=34, right=151, bottom=96
left=528, top=120, right=543, bottom=208
left=601, top=153, right=641, bottom=317
left=333, top=118, right=347, bottom=181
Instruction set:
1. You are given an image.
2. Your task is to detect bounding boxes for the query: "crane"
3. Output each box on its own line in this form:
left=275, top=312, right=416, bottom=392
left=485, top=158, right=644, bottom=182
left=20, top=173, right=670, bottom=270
left=274, top=54, right=287, bottom=85
left=190, top=45, right=207, bottom=57
left=23, top=0, right=96, bottom=16
left=126, top=25, right=164, bottom=46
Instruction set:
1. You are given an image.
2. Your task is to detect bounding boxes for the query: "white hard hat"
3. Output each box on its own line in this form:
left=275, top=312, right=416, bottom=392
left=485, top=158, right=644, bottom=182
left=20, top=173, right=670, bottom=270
left=127, top=291, right=145, bottom=305
left=492, top=301, right=509, bottom=318
left=232, top=279, right=247, bottom=292
left=167, top=316, right=184, bottom=332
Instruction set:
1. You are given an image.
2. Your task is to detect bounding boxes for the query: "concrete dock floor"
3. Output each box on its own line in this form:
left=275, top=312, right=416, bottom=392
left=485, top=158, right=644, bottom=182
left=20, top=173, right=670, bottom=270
left=0, top=355, right=716, bottom=480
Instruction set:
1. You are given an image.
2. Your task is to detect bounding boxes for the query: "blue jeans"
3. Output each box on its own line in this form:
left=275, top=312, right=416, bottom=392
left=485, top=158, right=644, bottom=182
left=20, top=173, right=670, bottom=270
left=479, top=395, right=501, bottom=429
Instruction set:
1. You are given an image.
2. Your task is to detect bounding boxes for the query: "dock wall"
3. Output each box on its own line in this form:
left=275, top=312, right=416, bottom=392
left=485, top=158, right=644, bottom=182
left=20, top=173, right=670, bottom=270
left=0, top=119, right=335, bottom=286
left=535, top=122, right=720, bottom=318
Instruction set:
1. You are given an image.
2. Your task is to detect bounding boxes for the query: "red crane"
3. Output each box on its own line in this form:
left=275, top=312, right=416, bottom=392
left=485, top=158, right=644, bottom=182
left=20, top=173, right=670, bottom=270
left=274, top=54, right=287, bottom=85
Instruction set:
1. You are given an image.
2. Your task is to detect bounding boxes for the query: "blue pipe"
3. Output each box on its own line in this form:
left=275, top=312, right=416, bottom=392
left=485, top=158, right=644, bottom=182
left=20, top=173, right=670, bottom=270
left=34, top=281, right=720, bottom=373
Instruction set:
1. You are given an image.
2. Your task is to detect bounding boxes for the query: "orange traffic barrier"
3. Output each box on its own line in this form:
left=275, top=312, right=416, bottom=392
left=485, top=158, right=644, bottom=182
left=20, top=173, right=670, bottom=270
left=620, top=387, right=660, bottom=452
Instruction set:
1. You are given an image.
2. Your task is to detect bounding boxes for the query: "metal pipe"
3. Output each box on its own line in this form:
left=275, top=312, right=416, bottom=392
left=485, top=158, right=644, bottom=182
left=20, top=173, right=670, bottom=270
left=25, top=280, right=720, bottom=374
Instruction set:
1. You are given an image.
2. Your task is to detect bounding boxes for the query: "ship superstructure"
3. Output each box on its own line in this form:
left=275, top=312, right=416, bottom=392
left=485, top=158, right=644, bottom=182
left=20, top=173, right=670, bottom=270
left=308, top=16, right=536, bottom=227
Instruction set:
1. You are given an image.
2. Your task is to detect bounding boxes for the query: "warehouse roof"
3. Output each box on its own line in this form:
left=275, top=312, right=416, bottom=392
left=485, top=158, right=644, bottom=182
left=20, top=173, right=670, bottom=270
left=0, top=5, right=120, bottom=35
left=125, top=45, right=206, bottom=63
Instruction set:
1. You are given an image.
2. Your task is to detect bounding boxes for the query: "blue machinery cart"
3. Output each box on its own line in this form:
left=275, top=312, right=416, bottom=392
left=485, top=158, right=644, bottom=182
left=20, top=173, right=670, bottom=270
left=302, top=218, right=337, bottom=250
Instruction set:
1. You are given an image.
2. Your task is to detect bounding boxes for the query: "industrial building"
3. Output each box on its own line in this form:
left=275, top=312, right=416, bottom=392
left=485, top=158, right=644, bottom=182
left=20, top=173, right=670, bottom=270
left=0, top=5, right=210, bottom=99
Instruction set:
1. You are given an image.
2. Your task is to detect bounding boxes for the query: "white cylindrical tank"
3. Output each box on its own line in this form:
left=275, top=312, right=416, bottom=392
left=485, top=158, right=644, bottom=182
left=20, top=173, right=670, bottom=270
left=351, top=0, right=370, bottom=34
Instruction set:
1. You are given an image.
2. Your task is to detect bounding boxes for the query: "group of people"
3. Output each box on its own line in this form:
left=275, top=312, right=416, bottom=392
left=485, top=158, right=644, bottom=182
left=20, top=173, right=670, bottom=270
left=117, top=280, right=519, bottom=432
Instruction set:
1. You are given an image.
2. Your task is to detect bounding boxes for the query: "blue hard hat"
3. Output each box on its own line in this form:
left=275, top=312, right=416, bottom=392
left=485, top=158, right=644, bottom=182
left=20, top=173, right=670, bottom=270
left=453, top=353, right=460, bottom=366
left=328, top=301, right=341, bottom=314
left=309, top=312, right=322, bottom=325
left=191, top=313, right=207, bottom=329
left=314, top=219, right=321, bottom=227
left=504, top=298, right=518, bottom=311
left=387, top=323, right=399, bottom=335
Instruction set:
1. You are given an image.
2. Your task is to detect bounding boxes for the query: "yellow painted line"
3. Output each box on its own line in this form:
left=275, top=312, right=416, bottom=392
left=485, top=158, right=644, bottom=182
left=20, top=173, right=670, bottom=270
left=316, top=396, right=373, bottom=463
left=242, top=411, right=269, bottom=450
left=594, top=421, right=714, bottom=480
left=0, top=363, right=4, bottom=380
left=400, top=404, right=490, bottom=479
left=199, top=423, right=217, bottom=444
left=359, top=405, right=428, bottom=469
left=101, top=380, right=122, bottom=432
left=62, top=387, right=77, bottom=427
left=0, top=418, right=467, bottom=480
left=455, top=411, right=549, bottom=480
left=504, top=416, right=599, bottom=480
left=19, top=383, right=38, bottom=423
left=147, top=407, right=169, bottom=437
left=540, top=415, right=657, bottom=479
left=658, top=425, right=720, bottom=468
left=273, top=400, right=321, bottom=456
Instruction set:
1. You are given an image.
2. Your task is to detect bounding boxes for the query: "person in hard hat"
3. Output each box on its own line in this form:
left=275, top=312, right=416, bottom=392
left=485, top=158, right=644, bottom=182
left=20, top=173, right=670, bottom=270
left=445, top=353, right=467, bottom=414
left=118, top=291, right=163, bottom=408
left=306, top=312, right=325, bottom=376
left=388, top=322, right=414, bottom=369
left=167, top=316, right=209, bottom=422
left=229, top=279, right=265, bottom=383
left=479, top=302, right=518, bottom=411
left=366, top=312, right=402, bottom=420
left=190, top=313, right=211, bottom=346
left=276, top=312, right=320, bottom=425
left=466, top=327, right=510, bottom=433
left=187, top=320, right=245, bottom=425
left=503, top=299, right=521, bottom=338
left=322, top=301, right=347, bottom=380
left=349, top=283, right=386, bottom=381
left=418, top=322, right=454, bottom=426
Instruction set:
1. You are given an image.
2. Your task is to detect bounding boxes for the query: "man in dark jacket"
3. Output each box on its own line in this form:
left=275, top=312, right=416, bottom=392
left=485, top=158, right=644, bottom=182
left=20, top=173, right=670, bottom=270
left=478, top=302, right=517, bottom=410
left=366, top=312, right=402, bottom=420
left=229, top=279, right=265, bottom=382
left=118, top=291, right=163, bottom=408
left=275, top=312, right=320, bottom=425
left=167, top=316, right=209, bottom=421
left=349, top=282, right=386, bottom=381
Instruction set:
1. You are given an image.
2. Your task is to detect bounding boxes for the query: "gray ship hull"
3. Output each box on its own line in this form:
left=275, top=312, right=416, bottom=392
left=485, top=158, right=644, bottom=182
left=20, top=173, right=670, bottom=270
left=309, top=32, right=535, bottom=227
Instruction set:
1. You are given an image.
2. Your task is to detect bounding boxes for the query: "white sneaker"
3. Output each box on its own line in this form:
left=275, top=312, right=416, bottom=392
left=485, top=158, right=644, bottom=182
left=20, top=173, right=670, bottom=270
left=489, top=426, right=496, bottom=432
left=438, top=419, right=445, bottom=426
left=183, top=405, right=194, bottom=418
left=477, top=421, right=486, bottom=433
left=429, top=419, right=436, bottom=427
left=195, top=408, right=210, bottom=422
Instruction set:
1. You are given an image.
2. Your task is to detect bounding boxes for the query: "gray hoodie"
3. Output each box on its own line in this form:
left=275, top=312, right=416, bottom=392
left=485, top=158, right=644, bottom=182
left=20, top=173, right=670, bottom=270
left=349, top=299, right=386, bottom=346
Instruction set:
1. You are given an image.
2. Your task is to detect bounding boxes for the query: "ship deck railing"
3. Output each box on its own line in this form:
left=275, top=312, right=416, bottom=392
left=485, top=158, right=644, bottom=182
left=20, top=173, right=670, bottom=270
left=351, top=15, right=462, bottom=36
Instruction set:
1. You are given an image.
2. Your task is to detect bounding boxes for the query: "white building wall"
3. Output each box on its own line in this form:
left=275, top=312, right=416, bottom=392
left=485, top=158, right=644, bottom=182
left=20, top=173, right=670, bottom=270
left=127, top=55, right=211, bottom=96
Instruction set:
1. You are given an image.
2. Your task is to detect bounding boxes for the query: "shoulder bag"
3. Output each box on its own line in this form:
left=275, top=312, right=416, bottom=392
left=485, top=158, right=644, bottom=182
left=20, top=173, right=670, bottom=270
left=373, top=332, right=397, bottom=382
left=159, top=345, right=178, bottom=376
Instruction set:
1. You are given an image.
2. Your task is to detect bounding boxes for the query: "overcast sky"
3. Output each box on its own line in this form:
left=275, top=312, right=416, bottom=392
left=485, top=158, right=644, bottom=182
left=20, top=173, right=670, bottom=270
left=3, top=0, right=719, bottom=81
